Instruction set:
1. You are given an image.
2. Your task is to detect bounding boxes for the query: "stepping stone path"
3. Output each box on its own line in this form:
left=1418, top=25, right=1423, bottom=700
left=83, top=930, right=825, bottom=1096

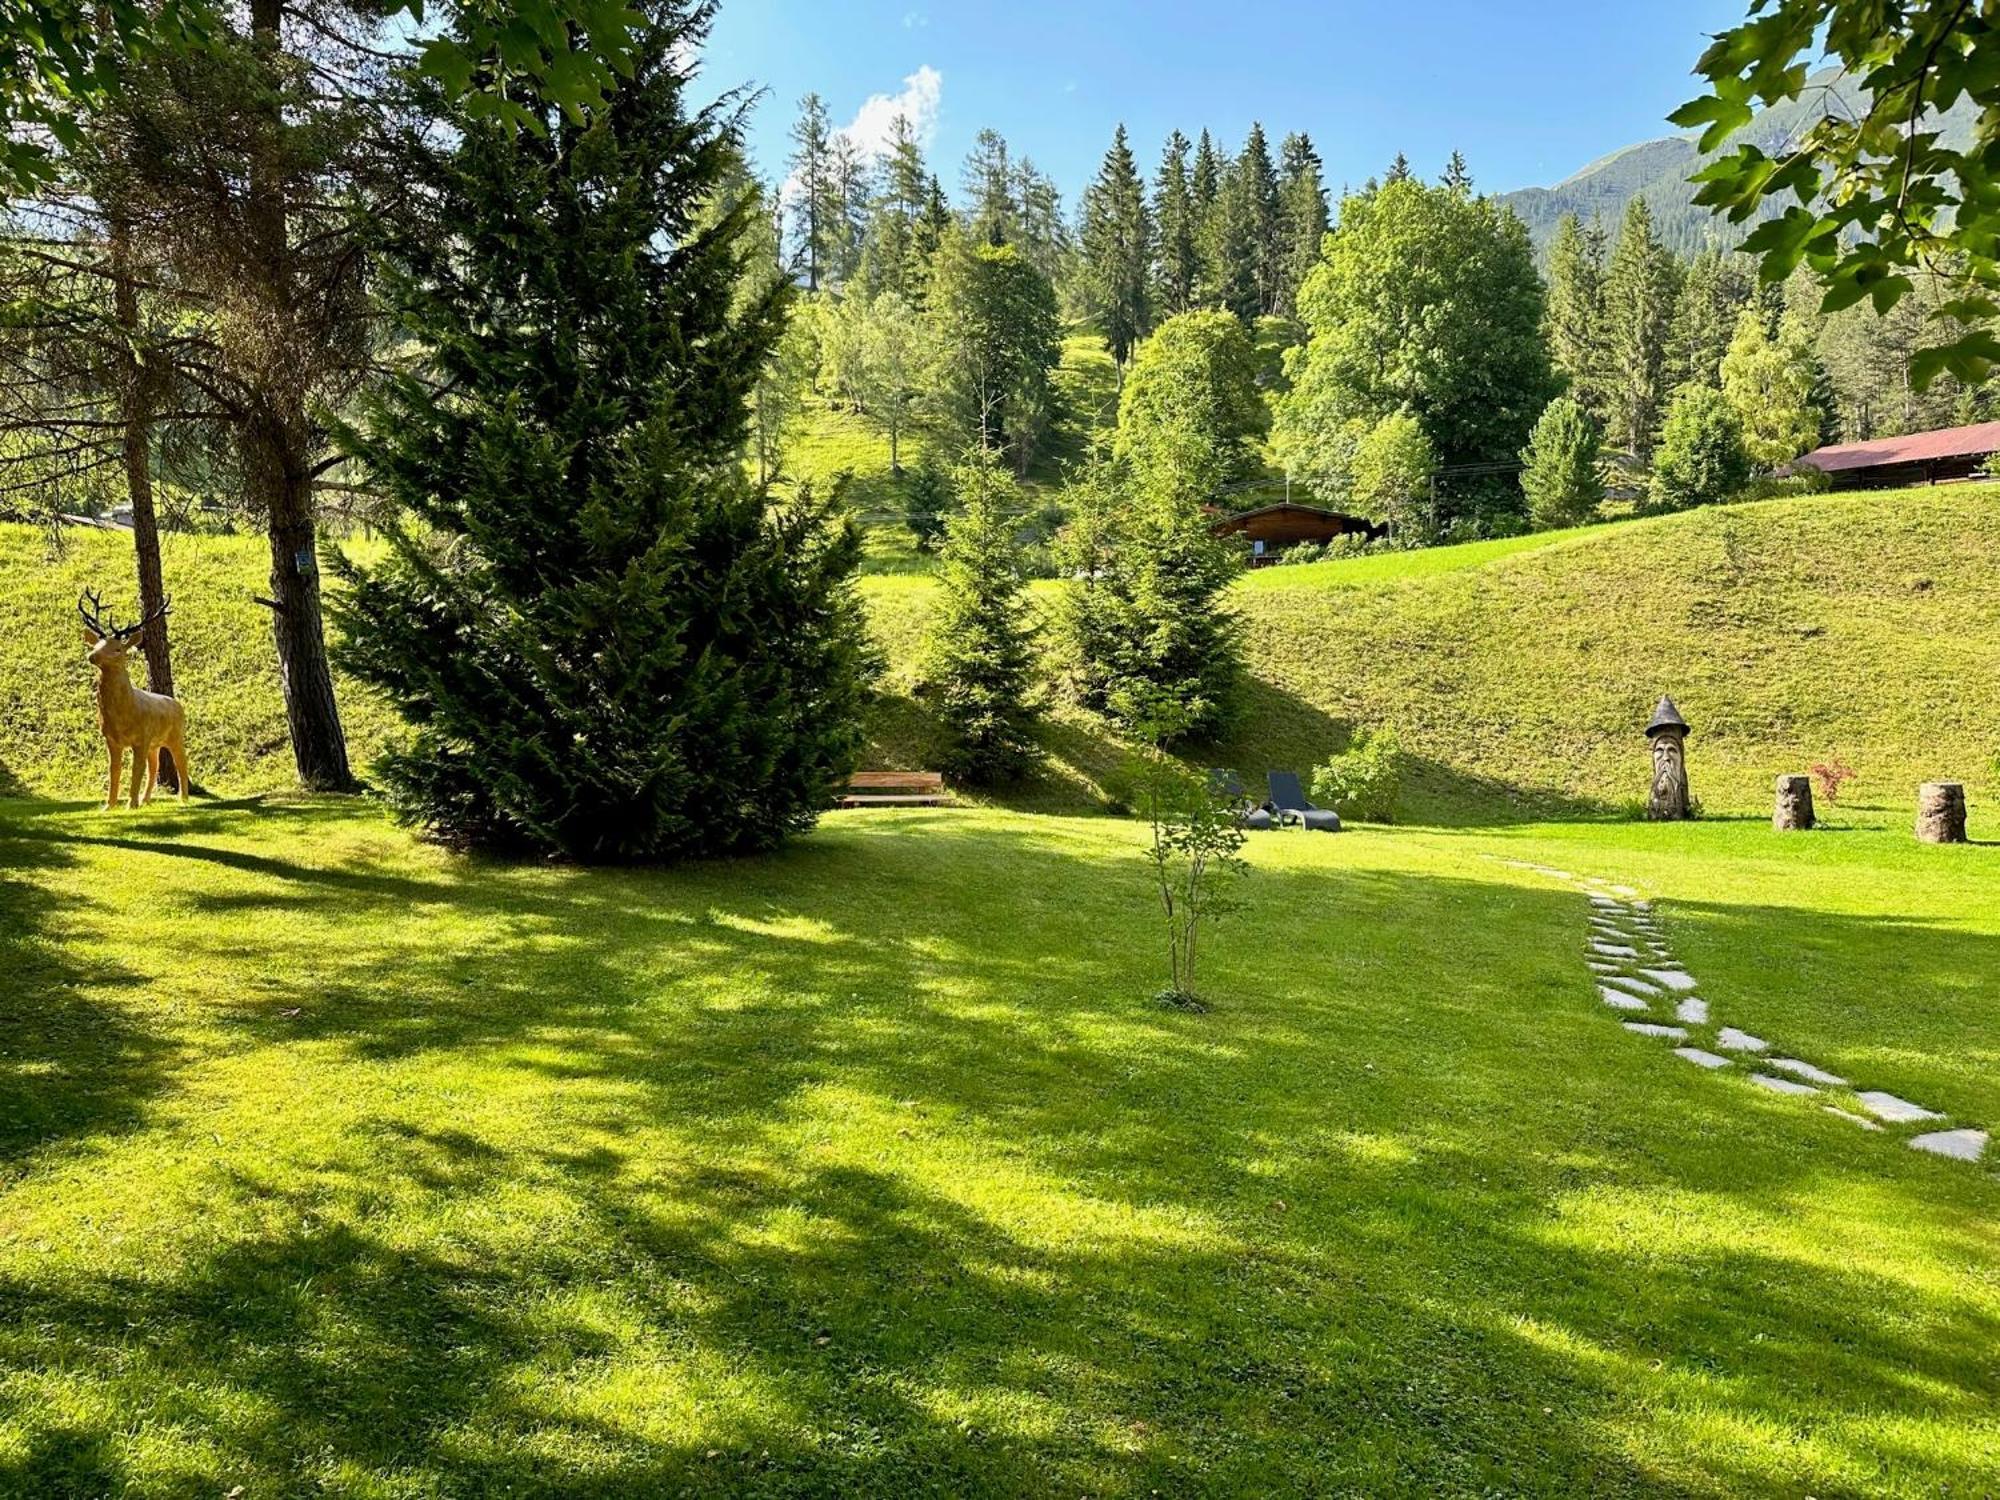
left=1492, top=857, right=1991, bottom=1173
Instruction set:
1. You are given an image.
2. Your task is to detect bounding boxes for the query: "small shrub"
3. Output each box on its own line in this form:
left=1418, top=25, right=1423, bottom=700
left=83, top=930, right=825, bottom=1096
left=1310, top=728, right=1404, bottom=822
left=1649, top=385, right=1751, bottom=512
left=1126, top=695, right=1250, bottom=1010
left=1274, top=541, right=1328, bottom=566
left=1811, top=758, right=1856, bottom=805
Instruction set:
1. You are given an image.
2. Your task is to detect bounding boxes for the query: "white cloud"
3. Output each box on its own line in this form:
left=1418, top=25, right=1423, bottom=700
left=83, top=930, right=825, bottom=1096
left=781, top=66, right=942, bottom=208
left=837, top=64, right=943, bottom=161
left=902, top=10, right=929, bottom=28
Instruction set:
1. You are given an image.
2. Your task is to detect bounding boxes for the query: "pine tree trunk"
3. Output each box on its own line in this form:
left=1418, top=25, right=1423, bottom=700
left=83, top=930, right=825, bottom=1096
left=250, top=414, right=353, bottom=791
left=242, top=0, right=351, bottom=792
left=110, top=187, right=177, bottom=789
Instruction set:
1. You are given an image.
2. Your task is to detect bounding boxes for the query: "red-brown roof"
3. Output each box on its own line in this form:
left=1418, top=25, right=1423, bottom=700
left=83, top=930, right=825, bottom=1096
left=1796, top=420, right=2000, bottom=474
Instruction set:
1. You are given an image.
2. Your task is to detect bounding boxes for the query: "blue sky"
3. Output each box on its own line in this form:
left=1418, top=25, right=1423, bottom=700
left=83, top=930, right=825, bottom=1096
left=704, top=0, right=1751, bottom=204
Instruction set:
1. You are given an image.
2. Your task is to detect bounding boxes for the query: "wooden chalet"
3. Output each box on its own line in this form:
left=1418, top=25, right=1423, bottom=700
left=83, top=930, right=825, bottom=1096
left=1209, top=501, right=1381, bottom=566
left=1793, top=420, right=2000, bottom=490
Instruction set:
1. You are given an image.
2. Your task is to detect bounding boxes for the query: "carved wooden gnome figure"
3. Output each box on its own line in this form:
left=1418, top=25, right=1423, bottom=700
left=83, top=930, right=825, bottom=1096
left=1645, top=695, right=1692, bottom=821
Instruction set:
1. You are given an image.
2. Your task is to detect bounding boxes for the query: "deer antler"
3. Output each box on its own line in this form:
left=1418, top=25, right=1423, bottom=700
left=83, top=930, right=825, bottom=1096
left=77, top=587, right=112, bottom=638
left=115, top=594, right=171, bottom=642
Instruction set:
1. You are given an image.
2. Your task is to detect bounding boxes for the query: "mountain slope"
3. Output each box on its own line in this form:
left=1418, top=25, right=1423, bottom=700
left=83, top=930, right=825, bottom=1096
left=1497, top=72, right=1977, bottom=254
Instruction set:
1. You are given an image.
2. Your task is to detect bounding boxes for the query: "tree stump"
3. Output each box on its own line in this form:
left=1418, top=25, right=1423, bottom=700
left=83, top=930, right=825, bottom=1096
left=1916, top=782, right=1967, bottom=844
left=1774, top=775, right=1815, bottom=831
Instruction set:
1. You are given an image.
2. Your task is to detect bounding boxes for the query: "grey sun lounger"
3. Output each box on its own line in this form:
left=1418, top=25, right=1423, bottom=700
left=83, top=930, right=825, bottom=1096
left=1209, top=769, right=1276, bottom=830
left=1267, top=771, right=1341, bottom=832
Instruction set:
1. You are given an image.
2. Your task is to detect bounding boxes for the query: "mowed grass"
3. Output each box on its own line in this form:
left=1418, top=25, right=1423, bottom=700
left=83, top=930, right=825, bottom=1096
left=0, top=796, right=1994, bottom=1496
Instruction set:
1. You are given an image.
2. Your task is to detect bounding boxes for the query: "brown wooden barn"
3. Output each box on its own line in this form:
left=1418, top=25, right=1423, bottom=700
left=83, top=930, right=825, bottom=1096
left=1794, top=420, right=2000, bottom=490
left=1210, top=501, right=1381, bottom=565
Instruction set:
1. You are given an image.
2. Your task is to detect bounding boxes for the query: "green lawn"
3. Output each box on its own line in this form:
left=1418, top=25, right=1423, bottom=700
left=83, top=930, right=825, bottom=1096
left=1, top=796, right=1993, bottom=1496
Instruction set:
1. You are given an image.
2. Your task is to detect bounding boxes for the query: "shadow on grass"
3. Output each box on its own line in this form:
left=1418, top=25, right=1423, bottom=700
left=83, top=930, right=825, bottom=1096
left=0, top=803, right=1994, bottom=1493
left=0, top=819, right=160, bottom=1167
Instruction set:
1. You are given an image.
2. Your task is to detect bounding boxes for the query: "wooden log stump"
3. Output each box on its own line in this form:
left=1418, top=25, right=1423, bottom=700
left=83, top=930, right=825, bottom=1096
left=1774, top=774, right=1815, bottom=831
left=1915, top=782, right=1967, bottom=844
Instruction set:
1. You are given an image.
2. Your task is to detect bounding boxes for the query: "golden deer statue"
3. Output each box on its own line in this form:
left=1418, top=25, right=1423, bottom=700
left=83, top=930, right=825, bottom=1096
left=79, top=589, right=190, bottom=809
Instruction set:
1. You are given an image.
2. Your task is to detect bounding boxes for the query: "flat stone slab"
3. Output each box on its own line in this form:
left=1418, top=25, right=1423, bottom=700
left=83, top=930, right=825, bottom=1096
left=1766, top=1057, right=1846, bottom=1087
left=1586, top=961, right=1619, bottom=975
left=1750, top=1073, right=1817, bottom=1096
left=1825, top=1106, right=1883, bottom=1131
left=1716, top=1028, right=1768, bottom=1053
left=1590, top=943, right=1638, bottom=958
left=1600, top=974, right=1660, bottom=998
left=1910, top=1128, right=1987, bottom=1162
left=1640, top=968, right=1698, bottom=992
left=1855, top=1091, right=1944, bottom=1124
left=1599, top=985, right=1651, bottom=1012
left=1675, top=997, right=1709, bottom=1024
left=1674, top=1047, right=1732, bottom=1070
left=1623, top=1022, right=1687, bottom=1040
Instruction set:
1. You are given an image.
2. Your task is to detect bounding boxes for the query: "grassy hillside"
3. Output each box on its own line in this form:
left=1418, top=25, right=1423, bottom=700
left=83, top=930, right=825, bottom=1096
left=8, top=485, right=1998, bottom=820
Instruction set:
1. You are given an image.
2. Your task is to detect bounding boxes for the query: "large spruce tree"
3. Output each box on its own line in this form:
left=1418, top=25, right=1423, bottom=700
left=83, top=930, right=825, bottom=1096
left=335, top=0, right=871, bottom=862
left=1600, top=197, right=1681, bottom=461
left=1080, top=123, right=1153, bottom=364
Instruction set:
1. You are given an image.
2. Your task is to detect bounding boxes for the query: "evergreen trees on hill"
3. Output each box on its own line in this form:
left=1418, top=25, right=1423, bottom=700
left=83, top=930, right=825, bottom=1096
left=336, top=1, right=871, bottom=861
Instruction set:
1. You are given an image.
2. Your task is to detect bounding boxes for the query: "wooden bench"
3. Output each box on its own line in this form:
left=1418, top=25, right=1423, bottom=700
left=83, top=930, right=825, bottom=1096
left=837, top=770, right=953, bottom=808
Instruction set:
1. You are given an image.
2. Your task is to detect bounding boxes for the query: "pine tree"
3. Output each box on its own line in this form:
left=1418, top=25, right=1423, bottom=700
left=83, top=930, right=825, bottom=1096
left=1275, top=132, right=1329, bottom=317
left=1236, top=123, right=1283, bottom=315
left=1057, top=461, right=1240, bottom=743
left=1012, top=156, right=1069, bottom=286
left=1519, top=396, right=1606, bottom=528
left=962, top=128, right=1017, bottom=245
left=1599, top=196, right=1680, bottom=461
left=1441, top=150, right=1473, bottom=194
left=335, top=1, right=872, bottom=861
left=1669, top=247, right=1752, bottom=392
left=1543, top=213, right=1607, bottom=419
left=923, top=449, right=1039, bottom=782
left=880, top=110, right=932, bottom=296
left=1081, top=123, right=1153, bottom=364
left=1154, top=130, right=1200, bottom=317
left=787, top=91, right=834, bottom=290
left=1191, top=130, right=1221, bottom=218
left=1384, top=152, right=1413, bottom=183
left=1202, top=145, right=1260, bottom=322
left=827, top=133, right=871, bottom=287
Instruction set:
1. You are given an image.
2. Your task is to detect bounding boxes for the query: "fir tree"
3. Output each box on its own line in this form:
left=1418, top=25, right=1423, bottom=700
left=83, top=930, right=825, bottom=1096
left=1441, top=150, right=1473, bottom=194
left=1081, top=123, right=1154, bottom=364
left=922, top=449, right=1040, bottom=782
left=1154, top=130, right=1200, bottom=317
left=335, top=1, right=872, bottom=861
left=1600, top=196, right=1680, bottom=460
left=1275, top=132, right=1329, bottom=317
left=1519, top=396, right=1606, bottom=529
left=1383, top=152, right=1412, bottom=183
left=1543, top=213, right=1607, bottom=419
